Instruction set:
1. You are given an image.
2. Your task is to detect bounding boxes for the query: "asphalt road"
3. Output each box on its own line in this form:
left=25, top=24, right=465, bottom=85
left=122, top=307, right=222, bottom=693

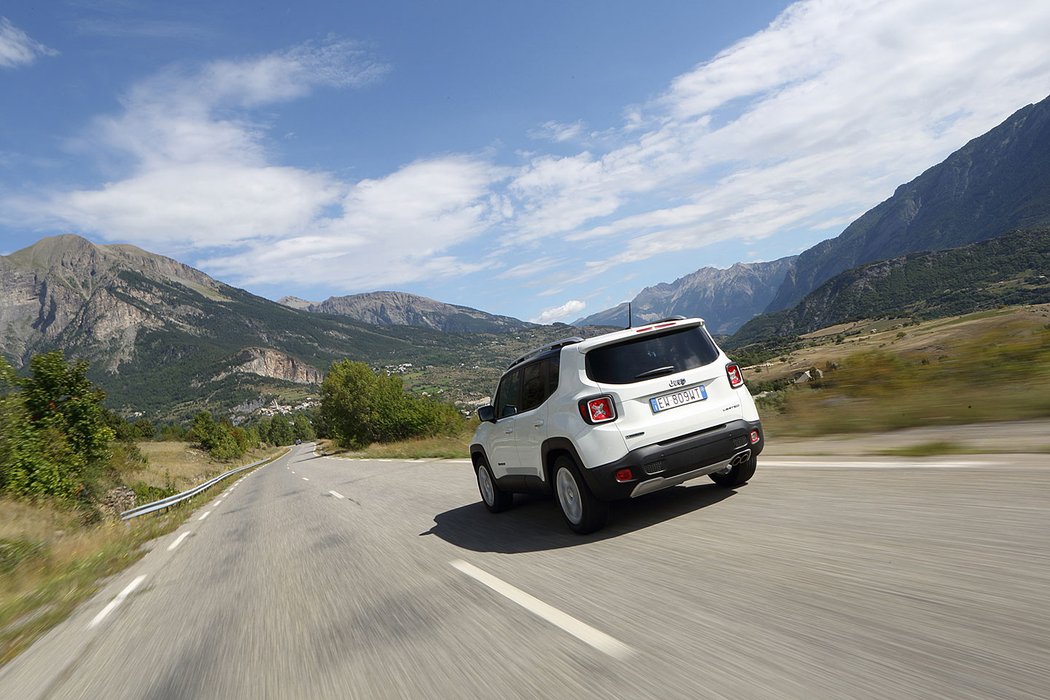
left=1, top=444, right=1047, bottom=699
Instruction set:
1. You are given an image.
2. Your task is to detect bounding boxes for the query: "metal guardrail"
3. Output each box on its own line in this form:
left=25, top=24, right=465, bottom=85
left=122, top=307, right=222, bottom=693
left=119, top=453, right=279, bottom=521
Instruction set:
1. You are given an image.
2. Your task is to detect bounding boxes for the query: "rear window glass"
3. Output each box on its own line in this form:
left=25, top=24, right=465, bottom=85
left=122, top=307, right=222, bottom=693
left=585, top=327, right=720, bottom=384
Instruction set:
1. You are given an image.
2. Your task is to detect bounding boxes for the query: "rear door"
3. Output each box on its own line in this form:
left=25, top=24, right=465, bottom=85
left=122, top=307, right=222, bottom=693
left=585, top=325, right=743, bottom=445
left=513, top=356, right=559, bottom=478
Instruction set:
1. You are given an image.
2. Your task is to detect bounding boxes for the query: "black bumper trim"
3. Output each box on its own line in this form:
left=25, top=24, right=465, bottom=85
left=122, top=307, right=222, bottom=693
left=578, top=419, right=763, bottom=500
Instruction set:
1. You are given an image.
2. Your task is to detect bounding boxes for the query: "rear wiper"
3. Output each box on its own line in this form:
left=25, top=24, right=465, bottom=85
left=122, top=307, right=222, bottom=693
left=635, top=365, right=675, bottom=379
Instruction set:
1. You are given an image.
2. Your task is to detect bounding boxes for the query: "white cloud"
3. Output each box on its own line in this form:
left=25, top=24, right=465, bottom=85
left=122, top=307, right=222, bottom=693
left=53, top=164, right=342, bottom=246
left=7, top=39, right=386, bottom=251
left=532, top=299, right=585, bottom=324
left=0, top=17, right=57, bottom=68
left=529, top=120, right=586, bottom=143
left=505, top=0, right=1050, bottom=278
left=201, top=156, right=505, bottom=290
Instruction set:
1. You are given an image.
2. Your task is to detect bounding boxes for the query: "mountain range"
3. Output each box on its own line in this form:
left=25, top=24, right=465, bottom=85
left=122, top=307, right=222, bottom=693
left=278, top=291, right=535, bottom=333
left=579, top=94, right=1050, bottom=334
left=3, top=94, right=1050, bottom=419
left=573, top=257, right=797, bottom=334
left=0, top=235, right=543, bottom=418
left=726, top=227, right=1050, bottom=348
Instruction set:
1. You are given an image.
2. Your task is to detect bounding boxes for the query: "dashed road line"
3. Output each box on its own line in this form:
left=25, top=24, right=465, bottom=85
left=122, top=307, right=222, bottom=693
left=198, top=510, right=212, bottom=521
left=89, top=575, right=146, bottom=629
left=329, top=490, right=345, bottom=499
left=302, top=477, right=310, bottom=481
left=167, top=532, right=191, bottom=551
left=451, top=560, right=634, bottom=660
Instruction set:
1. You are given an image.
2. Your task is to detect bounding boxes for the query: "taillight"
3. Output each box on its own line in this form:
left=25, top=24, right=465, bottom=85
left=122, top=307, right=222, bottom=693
left=579, top=395, right=617, bottom=424
left=726, top=363, right=744, bottom=388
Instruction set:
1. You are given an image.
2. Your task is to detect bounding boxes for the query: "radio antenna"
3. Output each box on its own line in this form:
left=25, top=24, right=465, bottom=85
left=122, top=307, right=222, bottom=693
left=627, top=302, right=633, bottom=329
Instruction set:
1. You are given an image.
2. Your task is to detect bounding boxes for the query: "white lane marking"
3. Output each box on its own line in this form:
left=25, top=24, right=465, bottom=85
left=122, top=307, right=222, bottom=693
left=329, top=490, right=345, bottom=499
left=451, top=560, right=634, bottom=660
left=760, top=460, right=994, bottom=469
left=198, top=510, right=212, bottom=521
left=167, top=532, right=191, bottom=551
left=302, top=477, right=310, bottom=481
left=89, top=575, right=146, bottom=629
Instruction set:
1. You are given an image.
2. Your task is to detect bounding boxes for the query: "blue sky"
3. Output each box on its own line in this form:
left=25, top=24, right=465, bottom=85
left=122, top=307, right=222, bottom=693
left=3, top=1, right=1050, bottom=324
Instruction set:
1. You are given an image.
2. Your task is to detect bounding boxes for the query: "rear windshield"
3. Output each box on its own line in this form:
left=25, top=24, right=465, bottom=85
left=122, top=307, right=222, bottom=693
left=585, top=326, right=720, bottom=384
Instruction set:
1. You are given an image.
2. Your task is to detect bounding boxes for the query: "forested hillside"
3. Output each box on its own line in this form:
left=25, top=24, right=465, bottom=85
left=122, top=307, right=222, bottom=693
left=728, top=228, right=1050, bottom=348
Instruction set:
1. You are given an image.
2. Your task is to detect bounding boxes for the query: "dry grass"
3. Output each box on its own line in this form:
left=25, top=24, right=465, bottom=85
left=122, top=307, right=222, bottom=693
left=0, top=444, right=282, bottom=665
left=750, top=303, right=1050, bottom=384
left=757, top=306, right=1050, bottom=437
left=320, top=427, right=473, bottom=461
left=134, top=442, right=276, bottom=491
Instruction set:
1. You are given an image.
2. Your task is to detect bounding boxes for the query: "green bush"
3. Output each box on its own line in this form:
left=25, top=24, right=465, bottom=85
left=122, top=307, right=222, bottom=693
left=320, top=360, right=465, bottom=449
left=0, top=352, right=115, bottom=502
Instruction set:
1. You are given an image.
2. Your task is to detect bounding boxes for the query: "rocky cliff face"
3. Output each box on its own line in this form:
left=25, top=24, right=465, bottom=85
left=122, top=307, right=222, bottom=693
left=766, top=94, right=1050, bottom=311
left=218, top=348, right=324, bottom=384
left=574, top=256, right=798, bottom=335
left=0, top=235, right=338, bottom=404
left=281, top=290, right=535, bottom=333
left=0, top=235, right=220, bottom=370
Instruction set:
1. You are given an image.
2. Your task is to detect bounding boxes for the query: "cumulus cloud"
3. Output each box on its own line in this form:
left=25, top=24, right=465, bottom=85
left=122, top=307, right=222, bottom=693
left=7, top=39, right=387, bottom=252
left=202, top=156, right=505, bottom=289
left=532, top=299, right=585, bottom=324
left=0, top=17, right=57, bottom=68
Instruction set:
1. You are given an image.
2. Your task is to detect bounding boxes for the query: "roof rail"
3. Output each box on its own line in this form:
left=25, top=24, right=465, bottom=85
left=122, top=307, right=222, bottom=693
left=507, top=336, right=584, bottom=369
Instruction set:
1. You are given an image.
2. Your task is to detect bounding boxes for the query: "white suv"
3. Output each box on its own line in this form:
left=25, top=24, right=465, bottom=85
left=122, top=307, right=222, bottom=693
left=470, top=317, right=763, bottom=533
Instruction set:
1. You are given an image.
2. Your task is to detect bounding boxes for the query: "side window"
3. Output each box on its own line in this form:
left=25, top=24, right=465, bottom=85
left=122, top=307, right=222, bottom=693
left=547, top=355, right=560, bottom=398
left=520, top=361, right=546, bottom=413
left=495, top=369, right=522, bottom=419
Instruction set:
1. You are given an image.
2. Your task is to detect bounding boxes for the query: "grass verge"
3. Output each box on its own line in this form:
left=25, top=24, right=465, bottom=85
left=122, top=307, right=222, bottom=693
left=0, top=446, right=283, bottom=666
left=319, top=426, right=474, bottom=461
left=757, top=316, right=1050, bottom=437
left=871, top=441, right=972, bottom=457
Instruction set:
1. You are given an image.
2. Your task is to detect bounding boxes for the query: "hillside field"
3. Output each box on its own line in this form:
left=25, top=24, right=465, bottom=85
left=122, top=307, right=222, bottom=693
left=742, top=303, right=1050, bottom=437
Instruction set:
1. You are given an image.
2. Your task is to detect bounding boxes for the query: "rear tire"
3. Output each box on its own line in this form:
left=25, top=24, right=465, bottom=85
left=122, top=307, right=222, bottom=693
left=553, top=456, right=608, bottom=534
left=476, top=459, right=513, bottom=512
left=709, top=454, right=757, bottom=488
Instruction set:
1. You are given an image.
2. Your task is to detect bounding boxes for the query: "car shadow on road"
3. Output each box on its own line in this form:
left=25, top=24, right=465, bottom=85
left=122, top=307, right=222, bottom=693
left=421, top=484, right=740, bottom=553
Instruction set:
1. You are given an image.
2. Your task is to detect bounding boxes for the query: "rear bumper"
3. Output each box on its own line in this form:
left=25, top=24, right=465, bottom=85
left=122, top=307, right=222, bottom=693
left=578, top=419, right=763, bottom=500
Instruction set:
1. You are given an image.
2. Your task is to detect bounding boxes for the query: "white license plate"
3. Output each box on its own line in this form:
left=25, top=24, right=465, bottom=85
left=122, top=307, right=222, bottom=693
left=650, top=385, right=708, bottom=413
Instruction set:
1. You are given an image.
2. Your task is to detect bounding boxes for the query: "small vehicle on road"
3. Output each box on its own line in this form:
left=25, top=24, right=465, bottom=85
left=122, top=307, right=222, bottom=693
left=470, top=317, right=763, bottom=533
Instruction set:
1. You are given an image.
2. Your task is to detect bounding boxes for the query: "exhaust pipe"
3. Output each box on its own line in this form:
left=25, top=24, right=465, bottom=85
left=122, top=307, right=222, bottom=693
left=730, top=449, right=752, bottom=467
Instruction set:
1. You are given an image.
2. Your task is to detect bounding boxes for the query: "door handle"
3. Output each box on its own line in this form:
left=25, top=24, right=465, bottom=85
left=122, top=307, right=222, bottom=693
left=533, top=420, right=544, bottom=428
left=505, top=429, right=514, bottom=434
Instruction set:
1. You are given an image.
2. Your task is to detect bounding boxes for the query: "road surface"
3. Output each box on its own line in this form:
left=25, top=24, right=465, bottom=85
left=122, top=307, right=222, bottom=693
left=1, top=443, right=1047, bottom=698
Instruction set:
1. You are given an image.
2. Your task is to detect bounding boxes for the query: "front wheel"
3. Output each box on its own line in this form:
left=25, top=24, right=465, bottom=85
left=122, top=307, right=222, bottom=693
left=553, top=456, right=608, bottom=534
left=476, top=460, right=513, bottom=512
left=709, top=453, right=757, bottom=488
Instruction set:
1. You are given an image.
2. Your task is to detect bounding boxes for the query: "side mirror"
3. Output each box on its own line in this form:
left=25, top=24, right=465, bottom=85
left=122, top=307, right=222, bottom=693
left=477, top=405, right=496, bottom=422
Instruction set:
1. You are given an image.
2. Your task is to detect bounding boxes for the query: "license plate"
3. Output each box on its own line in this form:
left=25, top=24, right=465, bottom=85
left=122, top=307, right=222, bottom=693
left=650, top=385, right=708, bottom=413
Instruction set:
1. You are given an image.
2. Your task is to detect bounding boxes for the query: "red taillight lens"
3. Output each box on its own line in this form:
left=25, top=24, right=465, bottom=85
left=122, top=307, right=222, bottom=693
left=579, top=395, right=617, bottom=424
left=726, top=363, right=744, bottom=388
left=750, top=429, right=761, bottom=444
left=615, top=468, right=634, bottom=483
